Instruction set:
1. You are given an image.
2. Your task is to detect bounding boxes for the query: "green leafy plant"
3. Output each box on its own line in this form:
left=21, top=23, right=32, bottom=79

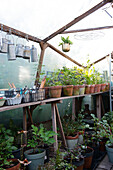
left=59, top=36, right=73, bottom=46
left=0, top=124, right=17, bottom=170
left=49, top=142, right=75, bottom=170
left=27, top=124, right=57, bottom=154
left=45, top=70, right=62, bottom=87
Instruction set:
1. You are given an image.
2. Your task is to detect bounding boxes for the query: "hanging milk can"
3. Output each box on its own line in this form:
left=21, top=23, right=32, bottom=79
left=16, top=44, right=24, bottom=57
left=31, top=45, right=38, bottom=62
left=23, top=46, right=31, bottom=59
left=1, top=38, right=10, bottom=53
left=7, top=42, right=16, bottom=60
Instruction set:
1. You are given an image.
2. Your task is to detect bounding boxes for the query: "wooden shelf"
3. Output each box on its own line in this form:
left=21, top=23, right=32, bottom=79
left=0, top=91, right=109, bottom=112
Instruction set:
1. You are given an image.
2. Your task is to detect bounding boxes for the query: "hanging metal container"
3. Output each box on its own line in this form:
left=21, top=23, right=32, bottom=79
left=23, top=46, right=30, bottom=59
left=31, top=45, right=38, bottom=62
left=1, top=38, right=10, bottom=53
left=16, top=44, right=24, bottom=57
left=7, top=42, right=16, bottom=60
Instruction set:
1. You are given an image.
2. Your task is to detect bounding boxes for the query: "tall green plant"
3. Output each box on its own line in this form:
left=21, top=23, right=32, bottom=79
left=27, top=124, right=57, bottom=153
left=0, top=125, right=17, bottom=170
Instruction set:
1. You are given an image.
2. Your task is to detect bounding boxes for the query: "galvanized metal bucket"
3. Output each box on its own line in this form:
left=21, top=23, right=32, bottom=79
left=8, top=43, right=16, bottom=60
left=1, top=38, right=9, bottom=53
left=23, top=46, right=31, bottom=59
left=31, top=45, right=38, bottom=62
left=16, top=44, right=24, bottom=57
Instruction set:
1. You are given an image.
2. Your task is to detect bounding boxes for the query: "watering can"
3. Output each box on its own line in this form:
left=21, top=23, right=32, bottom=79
left=31, top=45, right=38, bottom=62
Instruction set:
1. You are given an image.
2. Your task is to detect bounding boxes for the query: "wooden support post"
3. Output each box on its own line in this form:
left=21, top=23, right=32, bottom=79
left=55, top=104, right=67, bottom=148
left=96, top=94, right=101, bottom=120
left=26, top=106, right=33, bottom=125
left=51, top=103, right=58, bottom=151
left=23, top=107, right=27, bottom=144
left=100, top=95, right=105, bottom=116
left=72, top=98, right=76, bottom=120
left=35, top=42, right=48, bottom=85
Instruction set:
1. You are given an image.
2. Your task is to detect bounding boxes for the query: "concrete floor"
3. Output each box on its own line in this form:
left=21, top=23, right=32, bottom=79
left=96, top=155, right=113, bottom=170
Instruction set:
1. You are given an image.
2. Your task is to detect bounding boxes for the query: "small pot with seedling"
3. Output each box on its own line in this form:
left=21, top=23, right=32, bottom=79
left=59, top=36, right=73, bottom=52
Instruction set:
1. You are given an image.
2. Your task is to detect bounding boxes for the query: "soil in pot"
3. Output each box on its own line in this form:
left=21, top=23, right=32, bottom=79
left=49, top=86, right=62, bottom=98
left=2, top=159, right=20, bottom=170
left=82, top=146, right=94, bottom=169
left=62, top=85, right=73, bottom=96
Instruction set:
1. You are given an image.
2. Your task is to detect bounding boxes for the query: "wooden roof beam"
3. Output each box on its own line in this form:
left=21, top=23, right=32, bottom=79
left=61, top=26, right=113, bottom=34
left=0, top=24, right=41, bottom=43
left=43, top=0, right=111, bottom=42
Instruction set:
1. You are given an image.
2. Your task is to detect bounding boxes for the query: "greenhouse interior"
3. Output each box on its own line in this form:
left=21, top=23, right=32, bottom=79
left=1, top=0, right=113, bottom=169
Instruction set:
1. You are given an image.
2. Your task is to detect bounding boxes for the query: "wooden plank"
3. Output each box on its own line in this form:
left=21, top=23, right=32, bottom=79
left=96, top=94, right=101, bottom=120
left=23, top=107, right=27, bottom=144
left=72, top=98, right=76, bottom=120
left=0, top=91, right=109, bottom=112
left=62, top=25, right=113, bottom=34
left=43, top=0, right=110, bottom=42
left=55, top=104, right=67, bottom=148
left=51, top=103, right=58, bottom=151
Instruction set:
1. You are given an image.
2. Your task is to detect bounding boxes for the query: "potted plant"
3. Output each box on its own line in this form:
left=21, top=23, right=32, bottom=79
left=0, top=124, right=20, bottom=170
left=64, top=145, right=84, bottom=170
left=59, top=67, right=74, bottom=96
left=24, top=124, right=57, bottom=170
left=62, top=114, right=78, bottom=150
left=45, top=70, right=62, bottom=98
left=59, top=36, right=73, bottom=52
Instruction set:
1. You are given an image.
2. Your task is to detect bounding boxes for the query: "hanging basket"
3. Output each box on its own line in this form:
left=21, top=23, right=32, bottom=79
left=62, top=43, right=70, bottom=52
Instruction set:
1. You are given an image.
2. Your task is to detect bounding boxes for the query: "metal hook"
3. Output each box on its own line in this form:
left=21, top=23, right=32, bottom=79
left=25, top=34, right=29, bottom=41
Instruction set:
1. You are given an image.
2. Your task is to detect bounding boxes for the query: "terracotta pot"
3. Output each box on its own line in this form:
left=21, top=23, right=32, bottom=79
left=99, top=137, right=108, bottom=152
left=73, top=85, right=79, bottom=95
left=72, top=158, right=84, bottom=170
left=83, top=146, right=94, bottom=169
left=85, top=85, right=91, bottom=94
left=49, top=86, right=62, bottom=98
left=101, top=83, right=106, bottom=92
left=5, top=159, right=20, bottom=170
left=105, top=83, right=110, bottom=91
left=66, top=134, right=78, bottom=150
left=63, top=85, right=73, bottom=96
left=95, top=84, right=101, bottom=93
left=90, top=84, right=95, bottom=93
